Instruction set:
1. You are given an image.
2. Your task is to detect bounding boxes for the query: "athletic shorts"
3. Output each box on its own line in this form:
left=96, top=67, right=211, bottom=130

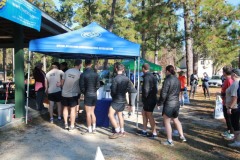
left=48, top=91, right=62, bottom=102
left=231, top=109, right=240, bottom=131
left=143, top=97, right=156, bottom=112
left=162, top=106, right=179, bottom=118
left=84, top=96, right=97, bottom=106
left=61, top=96, right=78, bottom=108
left=111, top=102, right=125, bottom=112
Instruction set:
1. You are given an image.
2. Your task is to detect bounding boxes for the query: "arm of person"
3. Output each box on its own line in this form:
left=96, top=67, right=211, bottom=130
left=110, top=78, right=117, bottom=97
left=96, top=75, right=100, bottom=91
left=227, top=96, right=237, bottom=114
left=45, top=78, right=48, bottom=93
left=157, top=80, right=170, bottom=106
left=142, top=76, right=150, bottom=98
left=79, top=74, right=85, bottom=94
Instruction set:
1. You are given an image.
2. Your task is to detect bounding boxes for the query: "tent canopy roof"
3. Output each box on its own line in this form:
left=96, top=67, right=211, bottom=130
left=122, top=58, right=162, bottom=71
left=29, top=22, right=140, bottom=59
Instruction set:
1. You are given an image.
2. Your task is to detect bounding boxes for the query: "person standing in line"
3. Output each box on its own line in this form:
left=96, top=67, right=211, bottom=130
left=189, top=70, right=199, bottom=99
left=61, top=60, right=82, bottom=131
left=202, top=72, right=210, bottom=99
left=108, top=64, right=132, bottom=139
left=127, top=85, right=137, bottom=118
left=60, top=62, right=69, bottom=72
left=33, top=62, right=46, bottom=112
left=45, top=62, right=64, bottom=123
left=178, top=71, right=187, bottom=106
left=158, top=65, right=186, bottom=146
left=138, top=63, right=158, bottom=138
left=225, top=69, right=240, bottom=148
left=80, top=59, right=100, bottom=133
left=220, top=66, right=234, bottom=140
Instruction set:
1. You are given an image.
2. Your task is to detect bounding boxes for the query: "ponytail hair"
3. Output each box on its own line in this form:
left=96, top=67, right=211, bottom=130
left=166, top=65, right=175, bottom=75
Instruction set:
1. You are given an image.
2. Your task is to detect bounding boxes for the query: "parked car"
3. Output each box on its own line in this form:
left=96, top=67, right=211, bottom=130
left=208, top=75, right=222, bottom=87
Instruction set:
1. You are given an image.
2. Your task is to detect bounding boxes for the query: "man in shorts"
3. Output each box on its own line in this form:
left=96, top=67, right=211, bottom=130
left=138, top=63, right=158, bottom=138
left=108, top=63, right=132, bottom=139
left=61, top=60, right=82, bottom=131
left=80, top=59, right=100, bottom=133
left=45, top=62, right=64, bottom=123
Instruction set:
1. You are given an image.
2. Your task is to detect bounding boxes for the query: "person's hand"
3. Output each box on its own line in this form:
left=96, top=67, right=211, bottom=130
left=227, top=108, right=232, bottom=115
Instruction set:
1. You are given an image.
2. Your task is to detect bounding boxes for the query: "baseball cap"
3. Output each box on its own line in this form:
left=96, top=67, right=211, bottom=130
left=232, top=69, right=240, bottom=77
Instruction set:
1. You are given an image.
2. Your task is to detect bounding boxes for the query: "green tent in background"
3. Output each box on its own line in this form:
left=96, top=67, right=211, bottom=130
left=122, top=58, right=162, bottom=71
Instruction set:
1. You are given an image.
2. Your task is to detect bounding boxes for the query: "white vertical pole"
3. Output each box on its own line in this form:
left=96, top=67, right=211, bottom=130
left=43, top=55, right=46, bottom=72
left=136, top=56, right=140, bottom=128
left=133, top=59, right=136, bottom=86
left=25, top=51, right=31, bottom=124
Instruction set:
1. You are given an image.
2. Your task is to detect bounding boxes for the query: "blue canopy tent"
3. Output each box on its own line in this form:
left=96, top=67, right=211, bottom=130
left=27, top=22, right=141, bottom=127
left=29, top=22, right=140, bottom=59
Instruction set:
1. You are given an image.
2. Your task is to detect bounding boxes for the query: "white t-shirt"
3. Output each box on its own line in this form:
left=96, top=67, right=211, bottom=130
left=225, top=80, right=238, bottom=109
left=62, top=68, right=81, bottom=97
left=46, top=69, right=64, bottom=94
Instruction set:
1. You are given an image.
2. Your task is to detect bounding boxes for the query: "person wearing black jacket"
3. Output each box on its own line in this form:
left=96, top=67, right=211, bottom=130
left=80, top=59, right=100, bottom=133
left=157, top=65, right=186, bottom=146
left=137, top=63, right=158, bottom=138
left=108, top=63, right=132, bottom=139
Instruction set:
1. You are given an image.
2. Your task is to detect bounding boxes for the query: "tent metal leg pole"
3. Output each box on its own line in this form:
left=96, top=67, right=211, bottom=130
left=136, top=56, right=140, bottom=128
left=26, top=51, right=31, bottom=124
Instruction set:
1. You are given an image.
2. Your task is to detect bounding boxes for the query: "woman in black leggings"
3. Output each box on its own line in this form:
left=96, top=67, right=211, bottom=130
left=202, top=72, right=210, bottom=99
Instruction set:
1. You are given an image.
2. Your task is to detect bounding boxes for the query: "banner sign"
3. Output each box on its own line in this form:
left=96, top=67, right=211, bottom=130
left=0, top=0, right=41, bottom=31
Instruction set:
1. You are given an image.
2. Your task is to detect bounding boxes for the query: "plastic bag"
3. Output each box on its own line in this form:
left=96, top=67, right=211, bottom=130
left=214, top=96, right=224, bottom=119
left=183, top=90, right=190, bottom=104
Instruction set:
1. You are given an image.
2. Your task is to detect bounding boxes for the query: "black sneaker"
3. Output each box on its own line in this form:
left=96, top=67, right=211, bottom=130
left=136, top=130, right=148, bottom=137
left=147, top=134, right=158, bottom=139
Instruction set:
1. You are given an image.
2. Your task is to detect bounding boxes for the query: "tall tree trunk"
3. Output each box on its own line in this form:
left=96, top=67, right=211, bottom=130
left=141, top=0, right=146, bottom=59
left=3, top=48, right=7, bottom=81
left=103, top=0, right=117, bottom=70
left=184, top=3, right=193, bottom=86
left=154, top=34, right=159, bottom=64
left=193, top=52, right=198, bottom=72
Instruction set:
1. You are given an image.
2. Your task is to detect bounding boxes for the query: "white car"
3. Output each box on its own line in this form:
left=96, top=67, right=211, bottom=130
left=208, top=75, right=223, bottom=87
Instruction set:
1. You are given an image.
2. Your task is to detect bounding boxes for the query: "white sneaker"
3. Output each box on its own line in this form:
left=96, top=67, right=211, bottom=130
left=224, top=134, right=234, bottom=140
left=228, top=141, right=240, bottom=148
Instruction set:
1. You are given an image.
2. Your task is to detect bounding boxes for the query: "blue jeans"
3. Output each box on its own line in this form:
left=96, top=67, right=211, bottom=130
left=36, top=88, right=45, bottom=110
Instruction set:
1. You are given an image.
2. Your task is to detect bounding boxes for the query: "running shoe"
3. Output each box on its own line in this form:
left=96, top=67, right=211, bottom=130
left=69, top=126, right=74, bottom=132
left=50, top=118, right=54, bottom=124
left=221, top=131, right=229, bottom=137
left=120, top=132, right=126, bottom=137
left=147, top=134, right=157, bottom=139
left=64, top=124, right=69, bottom=130
left=92, top=129, right=97, bottom=134
left=228, top=141, right=240, bottom=148
left=180, top=136, right=187, bottom=142
left=128, top=112, right=132, bottom=118
left=136, top=130, right=149, bottom=137
left=224, top=133, right=234, bottom=140
left=172, top=130, right=179, bottom=137
left=162, top=140, right=174, bottom=146
left=109, top=133, right=121, bottom=139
